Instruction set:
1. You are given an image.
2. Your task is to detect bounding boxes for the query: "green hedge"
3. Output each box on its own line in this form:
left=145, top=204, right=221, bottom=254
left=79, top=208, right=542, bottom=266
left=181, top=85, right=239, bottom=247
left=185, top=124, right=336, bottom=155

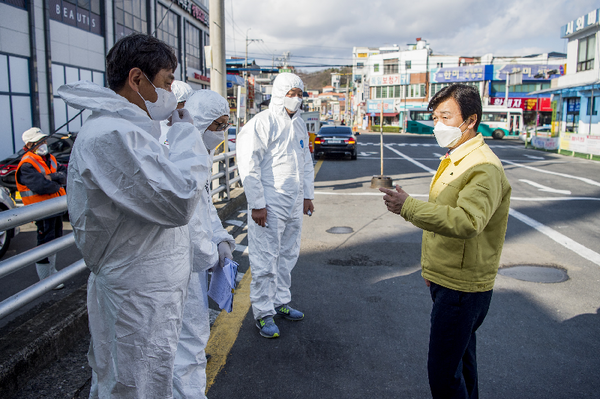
left=370, top=125, right=401, bottom=133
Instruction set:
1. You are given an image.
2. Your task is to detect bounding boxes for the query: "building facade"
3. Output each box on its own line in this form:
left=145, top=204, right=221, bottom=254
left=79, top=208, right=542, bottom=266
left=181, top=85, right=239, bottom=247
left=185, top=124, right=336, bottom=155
left=0, top=0, right=210, bottom=160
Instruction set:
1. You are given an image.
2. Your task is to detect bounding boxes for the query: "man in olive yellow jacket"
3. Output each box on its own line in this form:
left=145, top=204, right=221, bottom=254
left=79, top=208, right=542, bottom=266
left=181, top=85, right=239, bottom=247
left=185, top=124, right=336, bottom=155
left=381, top=84, right=511, bottom=399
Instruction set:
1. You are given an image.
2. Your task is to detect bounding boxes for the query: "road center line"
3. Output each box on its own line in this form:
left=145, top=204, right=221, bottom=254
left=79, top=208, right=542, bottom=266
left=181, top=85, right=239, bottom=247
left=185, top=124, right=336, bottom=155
left=509, top=208, right=600, bottom=267
left=519, top=179, right=571, bottom=195
left=502, top=159, right=600, bottom=187
left=384, top=148, right=600, bottom=266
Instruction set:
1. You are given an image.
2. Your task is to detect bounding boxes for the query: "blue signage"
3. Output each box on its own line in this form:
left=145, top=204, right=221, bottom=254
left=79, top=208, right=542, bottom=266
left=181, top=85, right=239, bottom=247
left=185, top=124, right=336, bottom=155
left=495, top=64, right=563, bottom=80
left=561, top=9, right=599, bottom=38
left=366, top=99, right=395, bottom=113
left=432, top=65, right=493, bottom=83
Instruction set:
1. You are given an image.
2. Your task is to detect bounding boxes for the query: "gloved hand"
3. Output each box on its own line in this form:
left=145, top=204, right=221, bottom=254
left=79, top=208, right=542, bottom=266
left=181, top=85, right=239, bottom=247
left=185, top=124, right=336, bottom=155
left=168, top=109, right=194, bottom=126
left=218, top=241, right=233, bottom=268
left=48, top=172, right=67, bottom=185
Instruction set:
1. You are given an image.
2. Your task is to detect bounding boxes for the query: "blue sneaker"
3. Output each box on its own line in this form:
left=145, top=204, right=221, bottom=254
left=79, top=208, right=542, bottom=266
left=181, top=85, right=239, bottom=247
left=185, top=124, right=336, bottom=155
left=255, top=316, right=280, bottom=338
left=274, top=304, right=304, bottom=321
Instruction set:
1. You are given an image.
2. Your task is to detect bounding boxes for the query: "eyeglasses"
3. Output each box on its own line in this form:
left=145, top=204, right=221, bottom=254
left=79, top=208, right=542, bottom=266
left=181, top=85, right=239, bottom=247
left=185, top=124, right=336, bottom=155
left=212, top=121, right=231, bottom=132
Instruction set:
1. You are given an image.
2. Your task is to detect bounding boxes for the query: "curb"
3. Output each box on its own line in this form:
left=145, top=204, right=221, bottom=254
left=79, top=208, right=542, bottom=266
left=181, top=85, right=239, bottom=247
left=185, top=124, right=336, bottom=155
left=0, top=187, right=246, bottom=398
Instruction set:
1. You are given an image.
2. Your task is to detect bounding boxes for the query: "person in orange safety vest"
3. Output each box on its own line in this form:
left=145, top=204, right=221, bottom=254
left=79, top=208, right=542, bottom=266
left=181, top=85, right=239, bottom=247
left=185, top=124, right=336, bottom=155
left=16, top=127, right=67, bottom=289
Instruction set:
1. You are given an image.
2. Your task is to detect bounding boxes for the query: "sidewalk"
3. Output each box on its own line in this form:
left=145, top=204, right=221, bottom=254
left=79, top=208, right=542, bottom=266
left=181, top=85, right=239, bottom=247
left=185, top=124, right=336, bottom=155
left=0, top=188, right=247, bottom=399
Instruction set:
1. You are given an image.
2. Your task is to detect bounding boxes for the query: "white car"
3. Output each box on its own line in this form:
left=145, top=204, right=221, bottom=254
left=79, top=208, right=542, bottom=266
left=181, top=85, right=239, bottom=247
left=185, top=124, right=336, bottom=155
left=520, top=126, right=551, bottom=143
left=227, top=127, right=236, bottom=152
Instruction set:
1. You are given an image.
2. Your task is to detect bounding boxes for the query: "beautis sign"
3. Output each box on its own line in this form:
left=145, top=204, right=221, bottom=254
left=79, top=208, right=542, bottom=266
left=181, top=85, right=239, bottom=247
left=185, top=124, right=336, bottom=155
left=49, top=0, right=101, bottom=35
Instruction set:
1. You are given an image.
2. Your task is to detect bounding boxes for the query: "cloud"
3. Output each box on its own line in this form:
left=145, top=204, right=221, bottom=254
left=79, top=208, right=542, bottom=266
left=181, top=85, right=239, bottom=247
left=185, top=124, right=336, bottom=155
left=224, top=0, right=597, bottom=68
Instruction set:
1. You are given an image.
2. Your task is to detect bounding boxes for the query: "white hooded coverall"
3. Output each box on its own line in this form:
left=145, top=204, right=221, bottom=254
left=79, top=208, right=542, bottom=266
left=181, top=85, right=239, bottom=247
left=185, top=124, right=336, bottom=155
left=236, top=73, right=315, bottom=320
left=59, top=80, right=211, bottom=399
left=159, top=81, right=194, bottom=146
left=171, top=90, right=236, bottom=399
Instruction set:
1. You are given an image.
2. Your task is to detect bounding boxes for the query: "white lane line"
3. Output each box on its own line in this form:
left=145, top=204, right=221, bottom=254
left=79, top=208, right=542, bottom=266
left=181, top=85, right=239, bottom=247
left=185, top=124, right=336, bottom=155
left=509, top=208, right=600, bottom=267
left=384, top=144, right=437, bottom=174
left=225, top=219, right=245, bottom=227
left=523, top=154, right=545, bottom=160
left=433, top=153, right=443, bottom=158
left=502, top=159, right=600, bottom=188
left=235, top=244, right=249, bottom=255
left=384, top=149, right=600, bottom=266
left=519, top=179, right=571, bottom=195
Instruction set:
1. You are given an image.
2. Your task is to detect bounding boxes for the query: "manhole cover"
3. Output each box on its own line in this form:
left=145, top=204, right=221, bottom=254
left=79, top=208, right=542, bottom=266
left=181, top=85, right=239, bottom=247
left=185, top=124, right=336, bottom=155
left=498, top=265, right=568, bottom=283
left=326, top=226, right=354, bottom=234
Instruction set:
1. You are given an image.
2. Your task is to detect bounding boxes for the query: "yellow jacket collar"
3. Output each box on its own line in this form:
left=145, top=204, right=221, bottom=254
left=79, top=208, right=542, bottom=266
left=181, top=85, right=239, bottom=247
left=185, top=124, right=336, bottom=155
left=445, top=133, right=485, bottom=165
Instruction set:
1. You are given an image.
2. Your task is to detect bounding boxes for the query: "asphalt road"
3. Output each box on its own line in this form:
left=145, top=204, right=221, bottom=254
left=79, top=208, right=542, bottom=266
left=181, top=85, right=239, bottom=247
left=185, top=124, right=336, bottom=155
left=5, top=132, right=600, bottom=398
left=208, top=133, right=600, bottom=399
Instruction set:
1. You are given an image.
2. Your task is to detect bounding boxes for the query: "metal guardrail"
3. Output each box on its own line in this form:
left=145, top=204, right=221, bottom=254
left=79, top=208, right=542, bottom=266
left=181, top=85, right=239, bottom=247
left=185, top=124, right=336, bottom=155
left=0, top=151, right=240, bottom=319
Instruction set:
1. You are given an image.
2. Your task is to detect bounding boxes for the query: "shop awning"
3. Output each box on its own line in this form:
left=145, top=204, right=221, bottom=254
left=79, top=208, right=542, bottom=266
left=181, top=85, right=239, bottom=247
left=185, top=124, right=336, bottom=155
left=529, top=80, right=600, bottom=95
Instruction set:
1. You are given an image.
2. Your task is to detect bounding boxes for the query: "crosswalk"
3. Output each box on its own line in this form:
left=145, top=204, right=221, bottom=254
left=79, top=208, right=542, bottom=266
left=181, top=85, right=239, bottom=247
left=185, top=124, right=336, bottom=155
left=356, top=142, right=522, bottom=149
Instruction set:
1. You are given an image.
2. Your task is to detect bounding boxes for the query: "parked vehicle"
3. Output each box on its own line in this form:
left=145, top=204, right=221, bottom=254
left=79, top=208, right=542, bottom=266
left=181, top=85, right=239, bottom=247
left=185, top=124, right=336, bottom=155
left=520, top=126, right=552, bottom=143
left=0, top=133, right=76, bottom=194
left=0, top=186, right=20, bottom=258
left=313, top=126, right=357, bottom=160
left=227, top=127, right=237, bottom=152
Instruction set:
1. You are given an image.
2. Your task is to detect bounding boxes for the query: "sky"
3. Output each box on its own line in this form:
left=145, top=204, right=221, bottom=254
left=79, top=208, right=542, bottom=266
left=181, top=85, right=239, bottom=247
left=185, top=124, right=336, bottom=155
left=223, top=0, right=599, bottom=71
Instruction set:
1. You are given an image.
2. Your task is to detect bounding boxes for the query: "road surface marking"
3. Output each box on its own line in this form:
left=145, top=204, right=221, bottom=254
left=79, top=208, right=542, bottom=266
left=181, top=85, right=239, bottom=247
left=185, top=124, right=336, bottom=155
left=314, top=159, right=323, bottom=177
left=509, top=208, right=600, bottom=267
left=523, top=154, right=545, bottom=160
left=519, top=179, right=571, bottom=195
left=205, top=270, right=253, bottom=391
left=386, top=149, right=600, bottom=266
left=433, top=152, right=443, bottom=158
left=314, top=191, right=428, bottom=197
left=234, top=244, right=249, bottom=254
left=384, top=144, right=437, bottom=174
left=225, top=219, right=245, bottom=227
left=502, top=159, right=600, bottom=187
left=314, top=191, right=600, bottom=201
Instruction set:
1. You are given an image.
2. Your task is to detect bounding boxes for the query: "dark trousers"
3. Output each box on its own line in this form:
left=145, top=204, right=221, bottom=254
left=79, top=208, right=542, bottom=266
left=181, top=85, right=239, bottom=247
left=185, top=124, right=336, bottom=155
left=428, top=282, right=493, bottom=399
left=35, top=215, right=63, bottom=263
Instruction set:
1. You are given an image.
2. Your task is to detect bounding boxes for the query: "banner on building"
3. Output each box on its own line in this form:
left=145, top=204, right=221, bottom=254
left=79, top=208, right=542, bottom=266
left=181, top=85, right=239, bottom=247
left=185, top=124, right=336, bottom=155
left=431, top=65, right=493, bottom=83
left=560, top=133, right=600, bottom=155
left=490, top=97, right=552, bottom=111
left=369, top=74, right=408, bottom=86
left=494, top=64, right=563, bottom=80
left=366, top=99, right=395, bottom=114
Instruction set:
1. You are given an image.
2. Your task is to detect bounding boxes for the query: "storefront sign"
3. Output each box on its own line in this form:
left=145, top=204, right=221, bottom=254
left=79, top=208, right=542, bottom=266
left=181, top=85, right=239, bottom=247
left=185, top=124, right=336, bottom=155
left=357, top=53, right=368, bottom=58
left=174, top=0, right=209, bottom=26
left=49, top=0, right=101, bottom=35
left=366, top=99, right=395, bottom=113
left=490, top=97, right=552, bottom=111
left=369, top=74, right=408, bottom=86
left=561, top=8, right=599, bottom=38
left=432, top=64, right=493, bottom=83
left=495, top=64, right=563, bottom=80
left=560, top=132, right=600, bottom=155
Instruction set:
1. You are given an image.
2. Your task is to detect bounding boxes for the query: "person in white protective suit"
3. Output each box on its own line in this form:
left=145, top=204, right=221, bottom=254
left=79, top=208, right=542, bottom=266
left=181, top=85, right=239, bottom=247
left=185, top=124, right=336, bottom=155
left=170, top=90, right=237, bottom=399
left=236, top=72, right=315, bottom=339
left=159, top=80, right=194, bottom=146
left=58, top=34, right=212, bottom=398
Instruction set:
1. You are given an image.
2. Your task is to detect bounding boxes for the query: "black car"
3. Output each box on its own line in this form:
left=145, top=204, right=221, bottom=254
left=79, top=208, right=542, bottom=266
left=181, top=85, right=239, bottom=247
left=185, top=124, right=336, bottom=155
left=0, top=133, right=76, bottom=194
left=313, top=126, right=357, bottom=160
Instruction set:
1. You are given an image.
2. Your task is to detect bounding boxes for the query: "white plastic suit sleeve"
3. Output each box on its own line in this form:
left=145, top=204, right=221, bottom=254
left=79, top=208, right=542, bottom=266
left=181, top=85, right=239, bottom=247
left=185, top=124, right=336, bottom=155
left=237, top=117, right=270, bottom=210
left=303, top=135, right=315, bottom=199
left=209, top=201, right=236, bottom=251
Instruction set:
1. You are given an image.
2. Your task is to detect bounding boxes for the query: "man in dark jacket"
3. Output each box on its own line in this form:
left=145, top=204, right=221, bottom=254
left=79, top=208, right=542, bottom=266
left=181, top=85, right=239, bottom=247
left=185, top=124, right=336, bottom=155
left=16, top=127, right=67, bottom=289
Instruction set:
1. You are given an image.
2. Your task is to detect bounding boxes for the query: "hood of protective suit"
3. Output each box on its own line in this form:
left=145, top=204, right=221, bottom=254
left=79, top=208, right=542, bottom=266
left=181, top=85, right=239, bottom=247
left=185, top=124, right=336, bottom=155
left=184, top=90, right=230, bottom=132
left=268, top=73, right=304, bottom=115
left=172, top=80, right=194, bottom=103
left=58, top=80, right=149, bottom=121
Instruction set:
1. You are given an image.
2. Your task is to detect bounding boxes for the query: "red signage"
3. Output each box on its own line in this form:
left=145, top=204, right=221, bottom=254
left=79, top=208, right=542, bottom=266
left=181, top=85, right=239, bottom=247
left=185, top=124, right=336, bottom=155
left=490, top=97, right=552, bottom=112
left=193, top=73, right=210, bottom=83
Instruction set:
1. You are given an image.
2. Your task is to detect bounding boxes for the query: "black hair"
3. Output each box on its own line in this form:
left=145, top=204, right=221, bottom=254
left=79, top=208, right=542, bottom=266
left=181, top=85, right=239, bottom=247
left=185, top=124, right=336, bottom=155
left=428, top=84, right=482, bottom=131
left=106, top=34, right=178, bottom=91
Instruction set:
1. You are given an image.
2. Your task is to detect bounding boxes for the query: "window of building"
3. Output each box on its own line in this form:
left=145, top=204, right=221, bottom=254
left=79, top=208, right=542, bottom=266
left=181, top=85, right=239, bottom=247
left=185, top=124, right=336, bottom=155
left=114, top=0, right=148, bottom=41
left=375, top=86, right=382, bottom=98
left=394, top=85, right=402, bottom=98
left=587, top=96, right=598, bottom=116
left=405, top=60, right=411, bottom=70
left=0, top=53, right=32, bottom=160
left=185, top=22, right=203, bottom=71
left=383, top=59, right=398, bottom=74
left=51, top=63, right=104, bottom=134
left=491, top=82, right=552, bottom=93
left=578, top=35, right=596, bottom=72
left=373, top=63, right=380, bottom=73
left=1, top=0, right=27, bottom=9
left=356, top=62, right=364, bottom=69
left=156, top=3, right=179, bottom=53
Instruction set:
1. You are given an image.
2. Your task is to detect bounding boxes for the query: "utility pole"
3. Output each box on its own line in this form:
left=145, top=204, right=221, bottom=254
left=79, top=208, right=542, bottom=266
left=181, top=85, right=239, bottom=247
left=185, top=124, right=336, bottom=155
left=244, top=29, right=262, bottom=123
left=209, top=0, right=226, bottom=99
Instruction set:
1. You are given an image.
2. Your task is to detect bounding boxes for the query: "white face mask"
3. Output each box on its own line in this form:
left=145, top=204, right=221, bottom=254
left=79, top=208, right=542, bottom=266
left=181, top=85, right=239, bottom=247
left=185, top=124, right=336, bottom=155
left=433, top=119, right=468, bottom=148
left=203, top=129, right=225, bottom=151
left=35, top=143, right=48, bottom=156
left=138, top=73, right=177, bottom=120
left=283, top=96, right=302, bottom=113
